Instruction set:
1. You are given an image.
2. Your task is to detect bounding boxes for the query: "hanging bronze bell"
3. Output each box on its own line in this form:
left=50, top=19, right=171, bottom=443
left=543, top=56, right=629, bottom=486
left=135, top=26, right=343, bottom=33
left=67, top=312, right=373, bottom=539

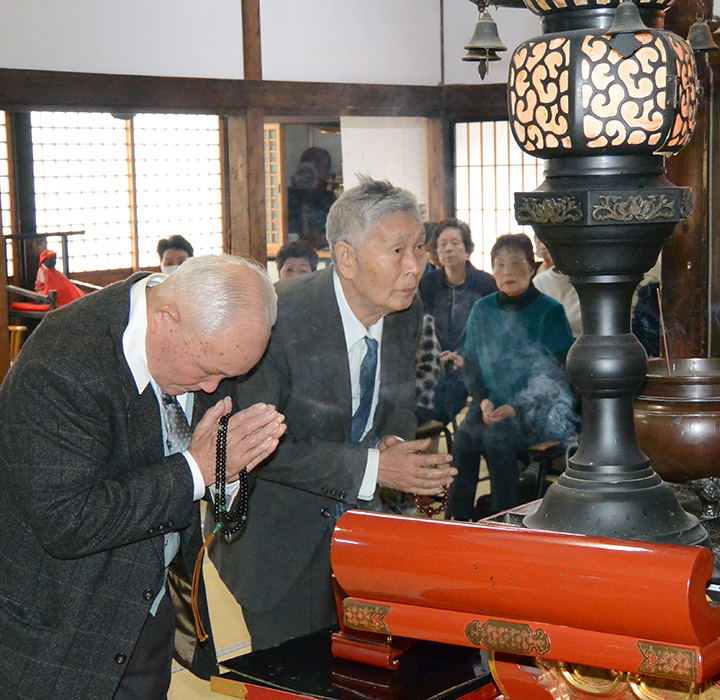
left=687, top=20, right=720, bottom=52
left=463, top=10, right=507, bottom=79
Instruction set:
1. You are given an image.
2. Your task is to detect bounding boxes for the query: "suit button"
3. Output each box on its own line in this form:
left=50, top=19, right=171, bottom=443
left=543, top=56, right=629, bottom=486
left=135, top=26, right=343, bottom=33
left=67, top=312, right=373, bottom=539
left=157, top=524, right=166, bottom=533
left=148, top=528, right=156, bottom=535
left=167, top=520, right=174, bottom=528
left=330, top=489, right=338, bottom=497
left=142, top=589, right=154, bottom=601
left=339, top=491, right=346, bottom=499
left=320, top=508, right=331, bottom=518
left=115, top=653, right=127, bottom=665
left=320, top=486, right=328, bottom=494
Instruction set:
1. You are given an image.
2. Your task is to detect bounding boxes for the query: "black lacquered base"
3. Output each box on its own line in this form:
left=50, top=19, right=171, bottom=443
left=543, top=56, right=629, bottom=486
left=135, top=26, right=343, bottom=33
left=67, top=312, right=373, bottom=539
left=212, top=628, right=494, bottom=699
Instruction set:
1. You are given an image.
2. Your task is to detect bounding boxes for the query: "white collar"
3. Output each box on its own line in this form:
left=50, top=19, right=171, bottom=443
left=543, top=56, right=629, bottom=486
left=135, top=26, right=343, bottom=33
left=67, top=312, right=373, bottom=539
left=122, top=273, right=167, bottom=395
left=332, top=270, right=384, bottom=350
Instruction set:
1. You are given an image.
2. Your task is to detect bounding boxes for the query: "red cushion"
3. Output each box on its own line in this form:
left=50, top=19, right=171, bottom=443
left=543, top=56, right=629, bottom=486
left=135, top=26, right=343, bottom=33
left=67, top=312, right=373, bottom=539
left=10, top=302, right=51, bottom=312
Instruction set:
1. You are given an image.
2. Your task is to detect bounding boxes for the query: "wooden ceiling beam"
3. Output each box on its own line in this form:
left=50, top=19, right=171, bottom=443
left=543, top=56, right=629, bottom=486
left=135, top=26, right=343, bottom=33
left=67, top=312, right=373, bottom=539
left=0, top=69, right=446, bottom=118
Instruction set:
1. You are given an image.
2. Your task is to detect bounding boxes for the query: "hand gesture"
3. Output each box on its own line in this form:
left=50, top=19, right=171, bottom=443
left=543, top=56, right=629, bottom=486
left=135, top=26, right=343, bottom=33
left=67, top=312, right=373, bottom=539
left=480, top=399, right=515, bottom=425
left=377, top=436, right=456, bottom=495
left=441, top=350, right=464, bottom=370
left=189, top=397, right=286, bottom=486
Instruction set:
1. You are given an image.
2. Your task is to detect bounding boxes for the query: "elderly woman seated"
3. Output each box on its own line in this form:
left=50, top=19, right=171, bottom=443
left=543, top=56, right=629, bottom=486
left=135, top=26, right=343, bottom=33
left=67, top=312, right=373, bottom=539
left=443, top=233, right=577, bottom=520
left=418, top=219, right=496, bottom=426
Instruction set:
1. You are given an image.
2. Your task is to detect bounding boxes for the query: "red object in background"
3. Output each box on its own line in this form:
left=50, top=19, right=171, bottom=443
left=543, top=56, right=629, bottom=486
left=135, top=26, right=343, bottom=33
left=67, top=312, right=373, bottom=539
left=35, top=250, right=84, bottom=308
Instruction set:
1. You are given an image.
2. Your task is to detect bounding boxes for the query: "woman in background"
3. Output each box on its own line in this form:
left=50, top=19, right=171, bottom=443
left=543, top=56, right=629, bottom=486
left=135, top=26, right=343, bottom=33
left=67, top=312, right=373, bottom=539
left=276, top=239, right=319, bottom=280
left=444, top=233, right=576, bottom=519
left=157, top=234, right=193, bottom=275
left=418, top=219, right=496, bottom=426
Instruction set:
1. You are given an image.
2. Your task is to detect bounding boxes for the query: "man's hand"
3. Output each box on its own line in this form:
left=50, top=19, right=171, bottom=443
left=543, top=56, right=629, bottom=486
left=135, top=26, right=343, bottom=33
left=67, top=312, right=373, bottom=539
left=480, top=399, right=515, bottom=425
left=189, top=397, right=286, bottom=486
left=377, top=436, right=456, bottom=495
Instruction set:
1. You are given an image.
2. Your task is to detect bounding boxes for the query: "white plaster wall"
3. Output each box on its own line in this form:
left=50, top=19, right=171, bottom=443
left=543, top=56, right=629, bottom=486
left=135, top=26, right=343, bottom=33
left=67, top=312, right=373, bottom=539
left=0, top=0, right=541, bottom=86
left=443, top=3, right=542, bottom=85
left=260, top=0, right=442, bottom=85
left=341, top=117, right=429, bottom=217
left=0, top=0, right=244, bottom=78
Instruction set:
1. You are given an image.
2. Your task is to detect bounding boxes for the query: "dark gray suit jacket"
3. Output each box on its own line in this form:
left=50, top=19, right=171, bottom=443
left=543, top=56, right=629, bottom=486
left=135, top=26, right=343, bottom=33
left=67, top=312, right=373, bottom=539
left=0, top=274, right=216, bottom=699
left=209, top=266, right=422, bottom=615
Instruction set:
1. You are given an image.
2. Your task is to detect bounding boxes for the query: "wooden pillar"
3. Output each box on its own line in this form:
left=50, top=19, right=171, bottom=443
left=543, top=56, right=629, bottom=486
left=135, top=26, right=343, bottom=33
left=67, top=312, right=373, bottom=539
left=7, top=112, right=39, bottom=290
left=426, top=117, right=450, bottom=222
left=223, top=110, right=267, bottom=265
left=662, top=0, right=713, bottom=359
left=710, top=57, right=720, bottom=355
left=242, top=0, right=262, bottom=81
left=220, top=0, right=266, bottom=265
left=0, top=217, right=9, bottom=381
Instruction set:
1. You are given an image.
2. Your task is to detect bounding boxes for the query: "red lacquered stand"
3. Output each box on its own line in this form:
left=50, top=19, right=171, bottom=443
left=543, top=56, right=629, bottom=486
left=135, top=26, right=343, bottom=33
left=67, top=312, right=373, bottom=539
left=329, top=511, right=720, bottom=700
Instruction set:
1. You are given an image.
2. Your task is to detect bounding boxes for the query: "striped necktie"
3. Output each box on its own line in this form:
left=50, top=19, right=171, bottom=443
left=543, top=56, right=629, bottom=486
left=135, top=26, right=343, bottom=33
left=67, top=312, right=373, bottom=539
left=351, top=336, right=378, bottom=444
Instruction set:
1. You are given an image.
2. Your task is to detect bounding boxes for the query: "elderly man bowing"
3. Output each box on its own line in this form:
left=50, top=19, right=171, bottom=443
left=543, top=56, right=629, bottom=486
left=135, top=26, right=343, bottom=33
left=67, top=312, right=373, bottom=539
left=210, top=177, right=456, bottom=651
left=0, top=255, right=286, bottom=700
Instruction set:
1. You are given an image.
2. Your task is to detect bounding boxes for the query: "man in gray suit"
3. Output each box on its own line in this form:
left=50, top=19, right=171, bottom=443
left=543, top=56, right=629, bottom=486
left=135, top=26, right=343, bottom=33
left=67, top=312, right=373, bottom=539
left=210, top=178, right=457, bottom=650
left=0, top=255, right=286, bottom=699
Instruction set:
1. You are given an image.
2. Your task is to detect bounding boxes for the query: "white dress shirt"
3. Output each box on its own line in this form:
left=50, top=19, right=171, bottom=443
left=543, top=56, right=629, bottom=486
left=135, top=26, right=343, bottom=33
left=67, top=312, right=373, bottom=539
left=122, top=274, right=205, bottom=501
left=332, top=271, right=383, bottom=500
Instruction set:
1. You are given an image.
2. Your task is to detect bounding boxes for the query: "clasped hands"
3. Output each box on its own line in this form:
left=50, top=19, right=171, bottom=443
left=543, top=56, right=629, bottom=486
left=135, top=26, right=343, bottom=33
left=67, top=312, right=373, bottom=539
left=189, top=396, right=286, bottom=487
left=440, top=351, right=514, bottom=426
left=377, top=436, right=456, bottom=496
left=480, top=399, right=515, bottom=425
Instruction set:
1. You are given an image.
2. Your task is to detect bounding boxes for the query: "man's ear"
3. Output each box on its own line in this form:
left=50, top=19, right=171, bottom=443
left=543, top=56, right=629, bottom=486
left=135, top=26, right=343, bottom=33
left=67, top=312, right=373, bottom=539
left=148, top=302, right=181, bottom=333
left=334, top=241, right=357, bottom=281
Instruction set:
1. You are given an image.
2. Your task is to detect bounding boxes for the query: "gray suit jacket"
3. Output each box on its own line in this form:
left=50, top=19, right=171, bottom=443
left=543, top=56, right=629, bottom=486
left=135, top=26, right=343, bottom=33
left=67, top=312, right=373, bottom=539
left=0, top=274, right=216, bottom=699
left=209, top=266, right=422, bottom=614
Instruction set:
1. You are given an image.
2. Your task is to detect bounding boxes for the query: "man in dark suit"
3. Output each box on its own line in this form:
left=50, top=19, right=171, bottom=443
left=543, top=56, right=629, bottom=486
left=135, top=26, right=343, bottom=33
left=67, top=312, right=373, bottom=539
left=0, top=255, right=286, bottom=699
left=210, top=178, right=457, bottom=650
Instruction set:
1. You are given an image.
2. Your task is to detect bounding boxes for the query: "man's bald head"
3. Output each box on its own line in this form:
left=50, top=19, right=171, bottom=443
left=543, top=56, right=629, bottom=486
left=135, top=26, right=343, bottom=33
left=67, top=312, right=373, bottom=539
left=146, top=255, right=277, bottom=395
left=154, top=255, right=276, bottom=335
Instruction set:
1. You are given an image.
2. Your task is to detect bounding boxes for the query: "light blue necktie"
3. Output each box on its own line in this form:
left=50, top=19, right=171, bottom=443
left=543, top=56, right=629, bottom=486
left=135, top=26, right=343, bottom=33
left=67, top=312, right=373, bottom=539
left=351, top=336, right=378, bottom=444
left=149, top=391, right=191, bottom=615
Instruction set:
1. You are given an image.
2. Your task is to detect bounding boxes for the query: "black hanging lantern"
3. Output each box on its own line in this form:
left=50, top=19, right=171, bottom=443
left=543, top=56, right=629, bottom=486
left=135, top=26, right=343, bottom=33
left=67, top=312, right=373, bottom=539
left=463, top=2, right=507, bottom=80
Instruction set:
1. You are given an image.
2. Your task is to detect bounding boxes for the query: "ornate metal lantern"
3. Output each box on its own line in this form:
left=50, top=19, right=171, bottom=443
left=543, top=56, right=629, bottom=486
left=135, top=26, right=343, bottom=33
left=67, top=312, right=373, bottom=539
left=508, top=23, right=697, bottom=157
left=505, top=0, right=707, bottom=546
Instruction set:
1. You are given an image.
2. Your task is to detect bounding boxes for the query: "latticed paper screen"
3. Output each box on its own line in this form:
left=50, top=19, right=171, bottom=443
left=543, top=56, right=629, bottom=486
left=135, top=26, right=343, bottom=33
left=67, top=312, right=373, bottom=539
left=31, top=111, right=223, bottom=273
left=455, top=121, right=544, bottom=272
left=264, top=124, right=284, bottom=253
left=133, top=113, right=223, bottom=268
left=0, top=113, right=12, bottom=276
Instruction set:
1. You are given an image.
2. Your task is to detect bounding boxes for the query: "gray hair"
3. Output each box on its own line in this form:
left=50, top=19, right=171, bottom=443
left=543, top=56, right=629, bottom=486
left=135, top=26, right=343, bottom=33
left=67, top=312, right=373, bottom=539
left=325, top=176, right=422, bottom=264
left=161, top=254, right=277, bottom=335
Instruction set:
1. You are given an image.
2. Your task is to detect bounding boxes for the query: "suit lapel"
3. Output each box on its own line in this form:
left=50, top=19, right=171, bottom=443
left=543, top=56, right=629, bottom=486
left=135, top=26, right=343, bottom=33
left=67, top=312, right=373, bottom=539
left=307, top=268, right=354, bottom=440
left=107, top=275, right=168, bottom=564
left=373, top=314, right=396, bottom=438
